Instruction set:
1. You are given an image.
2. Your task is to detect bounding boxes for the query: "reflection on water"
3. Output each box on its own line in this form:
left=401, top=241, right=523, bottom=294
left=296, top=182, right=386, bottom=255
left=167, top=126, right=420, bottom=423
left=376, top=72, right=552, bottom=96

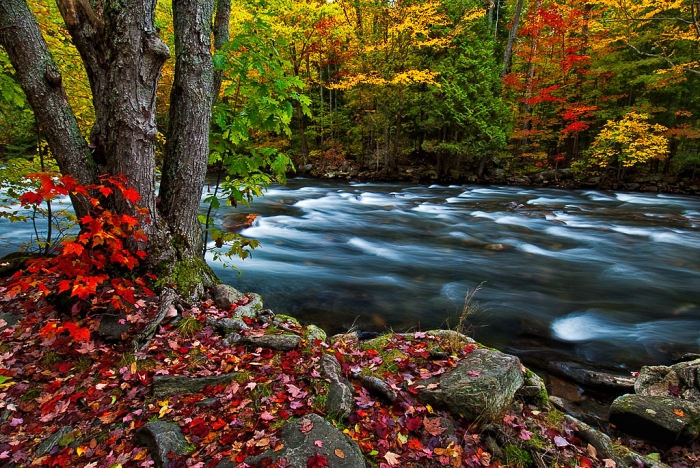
left=206, top=180, right=700, bottom=369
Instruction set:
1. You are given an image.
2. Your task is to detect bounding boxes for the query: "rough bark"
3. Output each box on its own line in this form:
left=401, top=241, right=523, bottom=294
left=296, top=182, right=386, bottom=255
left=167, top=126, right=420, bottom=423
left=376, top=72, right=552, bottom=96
left=212, top=0, right=232, bottom=100
left=0, top=0, right=97, bottom=218
left=159, top=0, right=215, bottom=259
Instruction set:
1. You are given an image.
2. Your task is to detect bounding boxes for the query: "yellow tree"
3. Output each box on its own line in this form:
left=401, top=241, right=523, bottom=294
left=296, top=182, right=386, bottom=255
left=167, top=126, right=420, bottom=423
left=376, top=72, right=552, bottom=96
left=585, top=111, right=669, bottom=180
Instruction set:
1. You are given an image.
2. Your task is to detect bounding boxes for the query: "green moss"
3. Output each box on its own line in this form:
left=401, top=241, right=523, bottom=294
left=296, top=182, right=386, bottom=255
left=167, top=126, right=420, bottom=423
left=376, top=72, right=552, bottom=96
left=21, top=387, right=42, bottom=401
left=502, top=444, right=533, bottom=467
left=177, top=316, right=203, bottom=337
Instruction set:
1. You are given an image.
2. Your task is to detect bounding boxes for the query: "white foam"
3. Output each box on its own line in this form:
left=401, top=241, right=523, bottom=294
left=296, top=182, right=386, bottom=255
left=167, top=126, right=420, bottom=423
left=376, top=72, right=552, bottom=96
left=347, top=237, right=401, bottom=261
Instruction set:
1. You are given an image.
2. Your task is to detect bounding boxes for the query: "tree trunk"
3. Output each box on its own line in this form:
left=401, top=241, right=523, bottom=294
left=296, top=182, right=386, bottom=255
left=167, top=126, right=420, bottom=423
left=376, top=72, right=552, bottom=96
left=212, top=0, right=232, bottom=99
left=0, top=0, right=97, bottom=218
left=159, top=0, right=215, bottom=260
left=500, top=0, right=524, bottom=79
left=2, top=0, right=220, bottom=299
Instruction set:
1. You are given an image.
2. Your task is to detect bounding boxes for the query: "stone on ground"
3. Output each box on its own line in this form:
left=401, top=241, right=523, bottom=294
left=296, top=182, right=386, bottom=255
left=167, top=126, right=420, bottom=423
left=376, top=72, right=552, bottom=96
left=136, top=421, right=189, bottom=467
left=609, top=394, right=700, bottom=443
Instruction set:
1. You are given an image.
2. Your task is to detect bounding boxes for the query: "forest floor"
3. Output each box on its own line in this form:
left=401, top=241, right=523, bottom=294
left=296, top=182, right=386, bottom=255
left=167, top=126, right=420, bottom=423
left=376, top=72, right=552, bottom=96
left=1, top=271, right=699, bottom=467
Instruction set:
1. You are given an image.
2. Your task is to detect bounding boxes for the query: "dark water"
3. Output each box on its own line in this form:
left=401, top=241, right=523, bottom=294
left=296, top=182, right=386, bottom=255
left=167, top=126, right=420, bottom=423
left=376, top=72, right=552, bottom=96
left=206, top=179, right=700, bottom=370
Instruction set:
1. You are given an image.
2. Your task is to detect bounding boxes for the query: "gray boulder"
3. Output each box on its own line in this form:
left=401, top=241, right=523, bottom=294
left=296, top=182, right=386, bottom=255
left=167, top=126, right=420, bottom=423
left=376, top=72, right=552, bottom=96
left=233, top=293, right=264, bottom=318
left=416, top=347, right=524, bottom=421
left=152, top=373, right=237, bottom=398
left=211, top=284, right=247, bottom=310
left=244, top=413, right=364, bottom=468
left=305, top=324, right=328, bottom=345
left=609, top=394, right=700, bottom=443
left=136, top=421, right=189, bottom=467
left=319, top=354, right=354, bottom=417
left=206, top=316, right=250, bottom=333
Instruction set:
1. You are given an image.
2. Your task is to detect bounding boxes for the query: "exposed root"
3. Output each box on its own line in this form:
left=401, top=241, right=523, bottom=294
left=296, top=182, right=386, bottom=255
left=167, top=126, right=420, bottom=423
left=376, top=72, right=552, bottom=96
left=133, top=288, right=179, bottom=352
left=351, top=372, right=398, bottom=403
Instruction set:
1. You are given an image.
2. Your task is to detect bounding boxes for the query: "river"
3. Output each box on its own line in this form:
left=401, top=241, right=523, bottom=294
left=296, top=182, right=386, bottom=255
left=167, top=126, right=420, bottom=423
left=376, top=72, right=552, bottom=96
left=207, top=179, right=700, bottom=370
left=2, top=179, right=699, bottom=370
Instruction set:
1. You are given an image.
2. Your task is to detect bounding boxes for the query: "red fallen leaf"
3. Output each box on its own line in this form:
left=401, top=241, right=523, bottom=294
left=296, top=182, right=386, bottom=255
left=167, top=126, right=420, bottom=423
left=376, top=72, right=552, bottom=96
left=211, top=419, right=227, bottom=430
left=405, top=416, right=422, bottom=432
left=669, top=385, right=682, bottom=396
left=306, top=453, right=328, bottom=468
left=423, top=417, right=446, bottom=436
left=407, top=438, right=424, bottom=450
left=299, top=419, right=314, bottom=433
left=58, top=362, right=72, bottom=373
left=580, top=456, right=594, bottom=468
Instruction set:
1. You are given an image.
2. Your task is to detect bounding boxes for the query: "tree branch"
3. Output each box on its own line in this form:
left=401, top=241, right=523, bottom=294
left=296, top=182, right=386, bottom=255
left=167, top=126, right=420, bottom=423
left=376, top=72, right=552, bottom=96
left=626, top=42, right=700, bottom=76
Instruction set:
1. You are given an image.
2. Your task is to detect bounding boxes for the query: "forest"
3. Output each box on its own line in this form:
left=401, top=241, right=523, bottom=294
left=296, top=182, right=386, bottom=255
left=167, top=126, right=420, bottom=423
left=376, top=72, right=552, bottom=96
left=1, top=0, right=699, bottom=186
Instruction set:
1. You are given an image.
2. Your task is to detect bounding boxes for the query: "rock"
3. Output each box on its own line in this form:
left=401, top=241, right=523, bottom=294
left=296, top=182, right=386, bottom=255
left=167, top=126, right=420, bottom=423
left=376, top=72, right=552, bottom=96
left=36, top=426, right=74, bottom=457
left=548, top=361, right=635, bottom=391
left=416, top=347, right=524, bottom=421
left=239, top=333, right=302, bottom=351
left=319, top=354, right=354, bottom=417
left=620, top=448, right=673, bottom=468
left=425, top=329, right=476, bottom=345
left=152, top=373, right=237, bottom=398
left=274, top=314, right=301, bottom=327
left=136, top=421, right=190, bottom=467
left=244, top=413, right=364, bottom=468
left=507, top=176, right=531, bottom=185
left=635, top=359, right=700, bottom=400
left=516, top=370, right=548, bottom=405
left=222, top=213, right=259, bottom=233
left=97, top=313, right=130, bottom=341
left=206, top=316, right=249, bottom=333
left=211, top=284, right=247, bottom=310
left=305, top=324, right=328, bottom=345
left=0, top=252, right=35, bottom=277
left=0, top=312, right=20, bottom=332
left=233, top=293, right=264, bottom=318
left=609, top=394, right=700, bottom=443
left=484, top=243, right=506, bottom=251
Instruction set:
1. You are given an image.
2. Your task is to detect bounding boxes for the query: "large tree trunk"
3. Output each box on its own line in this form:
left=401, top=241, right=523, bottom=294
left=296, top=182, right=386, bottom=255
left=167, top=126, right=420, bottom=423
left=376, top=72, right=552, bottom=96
left=159, top=0, right=215, bottom=259
left=0, top=0, right=97, bottom=218
left=2, top=0, right=221, bottom=299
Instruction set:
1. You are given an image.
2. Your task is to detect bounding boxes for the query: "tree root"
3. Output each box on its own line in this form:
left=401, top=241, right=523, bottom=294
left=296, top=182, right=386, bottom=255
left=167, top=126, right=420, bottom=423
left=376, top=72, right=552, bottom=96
left=482, top=423, right=548, bottom=468
left=351, top=372, right=398, bottom=403
left=132, top=288, right=179, bottom=352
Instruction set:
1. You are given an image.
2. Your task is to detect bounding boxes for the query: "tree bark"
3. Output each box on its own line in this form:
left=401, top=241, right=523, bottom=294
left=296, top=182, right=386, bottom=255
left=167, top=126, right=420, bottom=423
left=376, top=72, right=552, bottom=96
left=212, top=0, right=231, bottom=100
left=0, top=0, right=97, bottom=218
left=159, top=0, right=215, bottom=260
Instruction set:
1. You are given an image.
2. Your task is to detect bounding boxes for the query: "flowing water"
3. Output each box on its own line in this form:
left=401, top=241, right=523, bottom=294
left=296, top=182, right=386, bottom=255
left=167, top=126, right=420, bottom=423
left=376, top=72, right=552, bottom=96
left=2, top=179, right=699, bottom=370
left=207, top=179, right=700, bottom=370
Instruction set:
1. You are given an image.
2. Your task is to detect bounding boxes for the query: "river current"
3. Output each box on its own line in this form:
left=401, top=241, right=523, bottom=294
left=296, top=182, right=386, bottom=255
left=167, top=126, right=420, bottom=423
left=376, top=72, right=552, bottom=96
left=2, top=179, right=699, bottom=370
left=208, top=179, right=700, bottom=370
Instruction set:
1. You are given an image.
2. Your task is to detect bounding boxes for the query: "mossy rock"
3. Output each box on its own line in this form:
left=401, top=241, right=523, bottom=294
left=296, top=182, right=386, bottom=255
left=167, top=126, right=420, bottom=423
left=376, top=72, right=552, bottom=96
left=0, top=252, right=38, bottom=277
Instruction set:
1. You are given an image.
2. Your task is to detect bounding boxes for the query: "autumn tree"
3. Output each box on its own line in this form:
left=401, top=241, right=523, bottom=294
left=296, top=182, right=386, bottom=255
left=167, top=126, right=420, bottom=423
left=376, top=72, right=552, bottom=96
left=0, top=0, right=230, bottom=300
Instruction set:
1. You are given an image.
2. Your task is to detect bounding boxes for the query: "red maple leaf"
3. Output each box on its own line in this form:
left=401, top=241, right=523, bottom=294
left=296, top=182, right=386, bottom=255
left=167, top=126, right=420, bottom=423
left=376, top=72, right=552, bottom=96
left=306, top=453, right=328, bottom=468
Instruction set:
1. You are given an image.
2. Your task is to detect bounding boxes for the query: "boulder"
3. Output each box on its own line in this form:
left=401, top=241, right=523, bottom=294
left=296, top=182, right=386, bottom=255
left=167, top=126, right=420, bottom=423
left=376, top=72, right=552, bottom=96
left=243, top=413, right=365, bottom=468
left=136, top=421, right=190, bottom=467
left=238, top=333, right=302, bottom=351
left=152, top=373, right=237, bottom=398
left=211, top=284, right=247, bottom=310
left=516, top=370, right=548, bottom=405
left=548, top=361, right=635, bottom=391
left=305, top=324, right=328, bottom=345
left=222, top=213, right=258, bottom=233
left=416, top=347, right=524, bottom=421
left=319, top=354, right=354, bottom=417
left=609, top=394, right=700, bottom=443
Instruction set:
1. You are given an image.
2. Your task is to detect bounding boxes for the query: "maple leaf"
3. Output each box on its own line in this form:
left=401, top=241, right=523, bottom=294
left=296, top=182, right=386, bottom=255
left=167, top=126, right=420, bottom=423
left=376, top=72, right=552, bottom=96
left=674, top=409, right=685, bottom=417
left=384, top=451, right=401, bottom=466
left=306, top=453, right=328, bottom=468
left=423, top=417, right=447, bottom=436
left=553, top=435, right=569, bottom=447
left=519, top=428, right=533, bottom=440
left=299, top=418, right=314, bottom=433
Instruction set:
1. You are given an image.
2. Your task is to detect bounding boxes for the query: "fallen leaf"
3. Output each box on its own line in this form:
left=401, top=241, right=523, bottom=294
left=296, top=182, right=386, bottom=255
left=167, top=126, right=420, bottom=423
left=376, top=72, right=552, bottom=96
left=299, top=418, right=314, bottom=433
left=384, top=451, right=401, bottom=466
left=306, top=453, right=328, bottom=468
left=553, top=435, right=569, bottom=447
left=334, top=449, right=345, bottom=459
left=674, top=409, right=685, bottom=417
left=603, top=459, right=617, bottom=468
left=423, top=417, right=446, bottom=436
left=314, top=440, right=323, bottom=447
left=587, top=443, right=597, bottom=459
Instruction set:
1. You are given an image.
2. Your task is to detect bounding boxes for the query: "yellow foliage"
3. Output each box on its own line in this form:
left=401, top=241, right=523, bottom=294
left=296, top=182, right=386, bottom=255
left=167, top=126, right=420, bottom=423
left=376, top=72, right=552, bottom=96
left=588, top=111, right=669, bottom=168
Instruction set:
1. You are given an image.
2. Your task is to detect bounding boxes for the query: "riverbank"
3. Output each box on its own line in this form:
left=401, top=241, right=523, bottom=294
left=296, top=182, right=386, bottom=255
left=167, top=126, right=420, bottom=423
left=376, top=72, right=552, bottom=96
left=1, top=278, right=698, bottom=467
left=295, top=160, right=700, bottom=196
